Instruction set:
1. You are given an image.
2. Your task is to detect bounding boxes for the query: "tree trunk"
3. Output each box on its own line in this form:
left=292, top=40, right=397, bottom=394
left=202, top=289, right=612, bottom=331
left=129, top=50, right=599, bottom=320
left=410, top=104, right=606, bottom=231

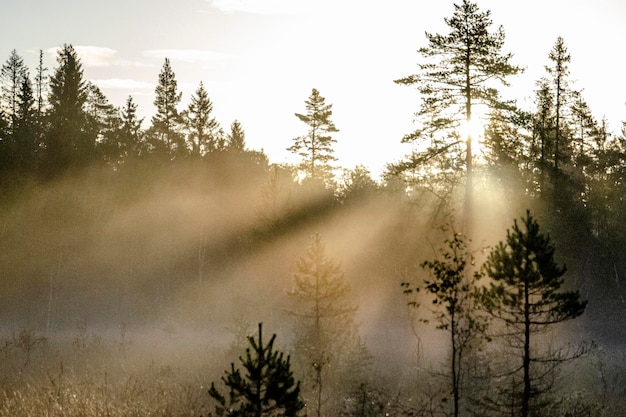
left=522, top=276, right=531, bottom=417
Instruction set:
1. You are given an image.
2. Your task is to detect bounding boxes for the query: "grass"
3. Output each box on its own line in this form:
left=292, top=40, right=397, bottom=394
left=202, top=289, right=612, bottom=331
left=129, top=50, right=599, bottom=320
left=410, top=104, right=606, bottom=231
left=0, top=326, right=224, bottom=417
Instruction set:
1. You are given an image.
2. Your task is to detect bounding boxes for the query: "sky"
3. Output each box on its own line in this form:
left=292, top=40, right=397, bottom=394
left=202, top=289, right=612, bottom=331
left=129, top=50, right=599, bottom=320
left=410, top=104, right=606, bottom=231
left=2, top=0, right=626, bottom=177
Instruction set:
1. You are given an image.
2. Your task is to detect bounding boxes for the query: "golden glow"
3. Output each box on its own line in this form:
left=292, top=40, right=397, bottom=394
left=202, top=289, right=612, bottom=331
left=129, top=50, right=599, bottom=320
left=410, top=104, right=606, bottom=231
left=460, top=116, right=484, bottom=145
left=460, top=111, right=488, bottom=161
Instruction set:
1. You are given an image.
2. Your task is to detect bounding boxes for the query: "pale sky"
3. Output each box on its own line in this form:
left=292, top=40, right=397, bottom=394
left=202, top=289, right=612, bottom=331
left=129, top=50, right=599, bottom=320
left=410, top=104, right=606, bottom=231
left=2, top=0, right=625, bottom=177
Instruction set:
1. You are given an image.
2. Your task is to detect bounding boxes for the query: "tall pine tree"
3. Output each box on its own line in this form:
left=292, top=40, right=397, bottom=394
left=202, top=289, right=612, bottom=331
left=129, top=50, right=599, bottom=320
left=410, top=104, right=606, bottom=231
left=288, top=88, right=339, bottom=185
left=394, top=0, right=521, bottom=228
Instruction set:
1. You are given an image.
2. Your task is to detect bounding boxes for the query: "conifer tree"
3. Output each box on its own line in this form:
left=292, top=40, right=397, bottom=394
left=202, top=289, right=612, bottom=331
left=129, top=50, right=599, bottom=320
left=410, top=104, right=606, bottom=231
left=227, top=119, right=246, bottom=151
left=34, top=49, right=48, bottom=159
left=13, top=76, right=38, bottom=172
left=185, top=81, right=219, bottom=156
left=394, top=0, right=521, bottom=227
left=44, top=44, right=91, bottom=175
left=150, top=58, right=184, bottom=157
left=546, top=37, right=571, bottom=172
left=209, top=323, right=304, bottom=417
left=480, top=211, right=587, bottom=417
left=1, top=49, right=29, bottom=134
left=287, top=234, right=368, bottom=417
left=85, top=82, right=119, bottom=147
left=34, top=49, right=47, bottom=120
left=532, top=78, right=555, bottom=192
left=288, top=88, right=339, bottom=184
left=119, top=95, right=144, bottom=160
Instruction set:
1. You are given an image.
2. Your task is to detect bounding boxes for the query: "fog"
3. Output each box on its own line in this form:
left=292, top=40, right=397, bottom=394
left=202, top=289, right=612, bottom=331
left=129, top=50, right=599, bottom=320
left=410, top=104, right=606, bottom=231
left=1, top=159, right=625, bottom=416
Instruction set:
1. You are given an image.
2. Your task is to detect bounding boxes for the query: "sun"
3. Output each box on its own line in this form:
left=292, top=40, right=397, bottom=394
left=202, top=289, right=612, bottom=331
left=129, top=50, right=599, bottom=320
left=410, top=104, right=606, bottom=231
left=460, top=116, right=484, bottom=143
left=459, top=110, right=488, bottom=161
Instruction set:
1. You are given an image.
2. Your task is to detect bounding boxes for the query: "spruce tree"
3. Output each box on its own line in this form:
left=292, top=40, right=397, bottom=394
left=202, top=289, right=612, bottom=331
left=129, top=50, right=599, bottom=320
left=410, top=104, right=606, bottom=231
left=44, top=44, right=91, bottom=176
left=13, top=76, right=38, bottom=173
left=546, top=36, right=571, bottom=172
left=532, top=78, right=555, bottom=193
left=1, top=49, right=29, bottom=134
left=150, top=58, right=184, bottom=157
left=185, top=81, right=220, bottom=156
left=119, top=95, right=144, bottom=160
left=209, top=323, right=304, bottom=417
left=227, top=119, right=246, bottom=151
left=287, top=234, right=368, bottom=417
left=85, top=82, right=119, bottom=148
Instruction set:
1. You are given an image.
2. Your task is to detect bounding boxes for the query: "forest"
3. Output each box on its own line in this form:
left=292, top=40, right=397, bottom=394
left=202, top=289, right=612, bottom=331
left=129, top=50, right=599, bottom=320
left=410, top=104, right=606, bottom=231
left=1, top=1, right=625, bottom=416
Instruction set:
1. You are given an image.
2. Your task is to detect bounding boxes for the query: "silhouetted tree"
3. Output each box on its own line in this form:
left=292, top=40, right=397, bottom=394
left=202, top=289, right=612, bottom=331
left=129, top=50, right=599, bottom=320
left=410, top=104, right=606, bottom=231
left=402, top=229, right=484, bottom=417
left=12, top=75, right=38, bottom=173
left=208, top=323, right=304, bottom=417
left=227, top=119, right=246, bottom=151
left=85, top=82, right=119, bottom=158
left=480, top=211, right=587, bottom=417
left=118, top=95, right=144, bottom=161
left=34, top=49, right=47, bottom=120
left=288, top=88, right=339, bottom=185
left=394, top=0, right=521, bottom=227
left=0, top=54, right=37, bottom=179
left=33, top=49, right=48, bottom=161
left=43, top=44, right=92, bottom=176
left=532, top=78, right=555, bottom=193
left=1, top=49, right=29, bottom=134
left=546, top=37, right=571, bottom=173
left=185, top=81, right=219, bottom=156
left=338, top=165, right=379, bottom=202
left=149, top=58, right=184, bottom=157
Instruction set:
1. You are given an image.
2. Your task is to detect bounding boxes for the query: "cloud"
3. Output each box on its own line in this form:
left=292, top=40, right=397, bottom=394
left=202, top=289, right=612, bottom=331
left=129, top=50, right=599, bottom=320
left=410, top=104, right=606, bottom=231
left=46, top=45, right=149, bottom=68
left=206, top=0, right=307, bottom=15
left=91, top=78, right=155, bottom=90
left=143, top=49, right=234, bottom=63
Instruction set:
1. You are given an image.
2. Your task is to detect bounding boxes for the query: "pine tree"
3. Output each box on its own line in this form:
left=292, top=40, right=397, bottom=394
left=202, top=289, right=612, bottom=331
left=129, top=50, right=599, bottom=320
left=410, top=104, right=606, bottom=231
left=480, top=211, right=587, bottom=417
left=208, top=323, right=304, bottom=417
left=149, top=58, right=184, bottom=157
left=288, top=88, right=339, bottom=184
left=185, top=81, right=220, bottom=156
left=394, top=0, right=521, bottom=227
